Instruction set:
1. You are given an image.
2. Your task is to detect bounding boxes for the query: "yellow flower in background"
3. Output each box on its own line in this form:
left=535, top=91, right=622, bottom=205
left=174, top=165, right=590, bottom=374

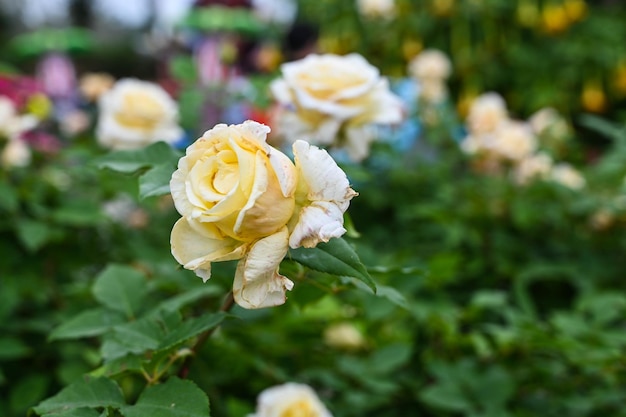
left=581, top=81, right=607, bottom=113
left=432, top=0, right=453, bottom=17
left=25, top=93, right=52, bottom=120
left=563, top=0, right=587, bottom=22
left=270, top=53, right=403, bottom=161
left=170, top=121, right=357, bottom=309
left=249, top=383, right=333, bottom=417
left=516, top=0, right=540, bottom=27
left=613, top=62, right=626, bottom=96
left=96, top=78, right=183, bottom=150
left=541, top=4, right=570, bottom=34
left=402, top=38, right=423, bottom=62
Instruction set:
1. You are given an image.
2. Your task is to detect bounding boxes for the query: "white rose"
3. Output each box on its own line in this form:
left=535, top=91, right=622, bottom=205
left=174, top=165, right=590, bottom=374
left=408, top=49, right=452, bottom=82
left=0, top=96, right=38, bottom=140
left=466, top=92, right=508, bottom=135
left=270, top=53, right=403, bottom=161
left=249, top=383, right=332, bottom=417
left=356, top=0, right=396, bottom=18
left=1, top=138, right=31, bottom=168
left=324, top=322, right=366, bottom=350
left=96, top=78, right=183, bottom=150
left=550, top=163, right=585, bottom=190
left=513, top=152, right=553, bottom=185
left=490, top=120, right=537, bottom=161
left=170, top=121, right=357, bottom=309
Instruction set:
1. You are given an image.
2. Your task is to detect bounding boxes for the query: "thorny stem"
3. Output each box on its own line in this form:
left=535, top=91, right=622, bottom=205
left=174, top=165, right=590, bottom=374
left=177, top=291, right=235, bottom=379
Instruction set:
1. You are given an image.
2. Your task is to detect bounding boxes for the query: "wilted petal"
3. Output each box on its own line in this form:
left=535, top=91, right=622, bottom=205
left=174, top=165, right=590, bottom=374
left=170, top=218, right=246, bottom=282
left=288, top=201, right=346, bottom=248
left=293, top=140, right=357, bottom=204
left=289, top=140, right=357, bottom=249
left=233, top=227, right=293, bottom=309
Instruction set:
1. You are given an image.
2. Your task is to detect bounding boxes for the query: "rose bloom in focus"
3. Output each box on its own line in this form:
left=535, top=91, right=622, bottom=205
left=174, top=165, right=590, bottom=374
left=170, top=121, right=357, bottom=309
left=270, top=53, right=403, bottom=162
left=249, top=383, right=332, bottom=417
left=96, top=78, right=183, bottom=150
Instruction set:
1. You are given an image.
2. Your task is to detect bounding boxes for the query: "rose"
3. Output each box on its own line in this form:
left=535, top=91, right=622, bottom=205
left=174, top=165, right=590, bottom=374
left=170, top=121, right=357, bottom=309
left=324, top=322, right=366, bottom=350
left=356, top=0, right=396, bottom=18
left=270, top=53, right=403, bottom=161
left=466, top=92, right=508, bottom=135
left=96, top=78, right=182, bottom=150
left=249, top=383, right=333, bottom=417
left=550, top=163, right=585, bottom=190
left=408, top=49, right=452, bottom=82
left=513, top=152, right=553, bottom=185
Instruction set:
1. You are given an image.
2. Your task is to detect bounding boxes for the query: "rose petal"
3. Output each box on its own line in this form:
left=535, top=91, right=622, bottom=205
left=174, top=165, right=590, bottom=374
left=288, top=201, right=346, bottom=248
left=170, top=217, right=246, bottom=282
left=233, top=227, right=293, bottom=309
left=292, top=140, right=358, bottom=205
left=289, top=140, right=358, bottom=248
left=344, top=124, right=377, bottom=162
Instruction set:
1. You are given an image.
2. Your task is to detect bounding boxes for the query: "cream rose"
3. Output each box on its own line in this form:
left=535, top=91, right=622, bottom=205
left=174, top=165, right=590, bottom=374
left=96, top=78, right=183, bottom=150
left=408, top=49, right=452, bottom=82
left=170, top=121, right=357, bottom=309
left=249, top=383, right=333, bottom=417
left=550, top=163, right=585, bottom=190
left=466, top=92, right=508, bottom=135
left=270, top=53, right=403, bottom=161
left=513, top=152, right=553, bottom=185
left=490, top=120, right=537, bottom=162
left=356, top=0, right=396, bottom=18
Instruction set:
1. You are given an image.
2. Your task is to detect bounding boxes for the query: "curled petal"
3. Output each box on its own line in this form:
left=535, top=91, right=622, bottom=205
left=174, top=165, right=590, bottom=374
left=289, top=141, right=358, bottom=248
left=170, top=218, right=246, bottom=282
left=288, top=201, right=346, bottom=248
left=292, top=140, right=357, bottom=206
left=233, top=227, right=293, bottom=309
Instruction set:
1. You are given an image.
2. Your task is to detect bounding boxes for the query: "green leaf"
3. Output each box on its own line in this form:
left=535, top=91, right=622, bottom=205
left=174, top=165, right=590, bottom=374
left=43, top=408, right=102, bottom=417
left=92, top=264, right=148, bottom=318
left=169, top=56, right=198, bottom=84
left=375, top=285, right=410, bottom=310
left=10, top=373, right=49, bottom=414
left=101, top=319, right=164, bottom=361
left=158, top=312, right=226, bottom=351
left=578, top=114, right=626, bottom=142
left=122, top=377, right=210, bottom=417
left=138, top=164, right=175, bottom=200
left=420, top=383, right=473, bottom=412
left=95, top=142, right=181, bottom=174
left=0, top=336, right=32, bottom=359
left=32, top=376, right=124, bottom=415
left=0, top=181, right=19, bottom=213
left=49, top=309, right=126, bottom=341
left=16, top=219, right=52, bottom=252
left=101, top=311, right=182, bottom=361
left=288, top=238, right=376, bottom=292
left=153, top=285, right=223, bottom=313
